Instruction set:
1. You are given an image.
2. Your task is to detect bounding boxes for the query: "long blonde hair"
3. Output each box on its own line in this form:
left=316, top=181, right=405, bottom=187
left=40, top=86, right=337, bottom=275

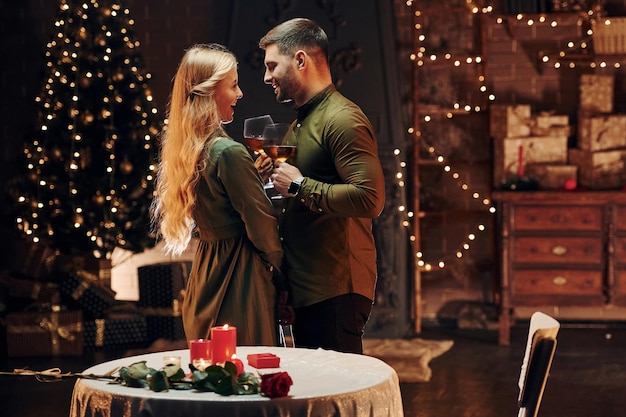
left=152, top=44, right=237, bottom=255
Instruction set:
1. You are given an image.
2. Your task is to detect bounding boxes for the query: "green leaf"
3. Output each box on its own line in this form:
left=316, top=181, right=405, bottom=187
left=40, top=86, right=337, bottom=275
left=236, top=372, right=261, bottom=395
left=119, top=361, right=155, bottom=388
left=171, top=382, right=194, bottom=390
left=161, top=364, right=185, bottom=380
left=215, top=375, right=237, bottom=396
left=149, top=371, right=170, bottom=392
left=222, top=361, right=237, bottom=376
left=125, top=361, right=153, bottom=379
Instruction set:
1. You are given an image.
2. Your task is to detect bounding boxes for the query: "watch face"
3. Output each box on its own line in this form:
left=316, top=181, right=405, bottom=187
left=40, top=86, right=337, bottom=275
left=288, top=181, right=300, bottom=195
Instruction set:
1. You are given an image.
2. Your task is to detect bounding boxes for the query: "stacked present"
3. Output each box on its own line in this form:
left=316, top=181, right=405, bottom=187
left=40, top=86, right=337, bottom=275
left=137, top=262, right=189, bottom=343
left=491, top=104, right=575, bottom=189
left=2, top=240, right=192, bottom=356
left=569, top=74, right=626, bottom=189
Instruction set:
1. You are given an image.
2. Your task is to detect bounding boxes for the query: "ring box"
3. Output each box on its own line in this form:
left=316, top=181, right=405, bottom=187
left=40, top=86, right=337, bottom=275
left=247, top=353, right=280, bottom=368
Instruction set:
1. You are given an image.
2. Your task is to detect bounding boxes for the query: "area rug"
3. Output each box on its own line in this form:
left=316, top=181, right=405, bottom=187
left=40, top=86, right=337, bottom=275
left=363, top=338, right=454, bottom=383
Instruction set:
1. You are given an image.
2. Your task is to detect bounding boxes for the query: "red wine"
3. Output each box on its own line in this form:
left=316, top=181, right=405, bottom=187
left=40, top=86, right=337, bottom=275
left=263, top=145, right=295, bottom=162
left=244, top=137, right=265, bottom=153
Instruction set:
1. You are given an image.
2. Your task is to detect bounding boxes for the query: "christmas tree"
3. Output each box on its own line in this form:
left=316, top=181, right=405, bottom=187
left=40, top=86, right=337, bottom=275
left=9, top=0, right=161, bottom=260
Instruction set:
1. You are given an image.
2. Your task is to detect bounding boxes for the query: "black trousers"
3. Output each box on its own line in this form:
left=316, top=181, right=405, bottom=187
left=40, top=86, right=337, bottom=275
left=292, top=293, right=373, bottom=354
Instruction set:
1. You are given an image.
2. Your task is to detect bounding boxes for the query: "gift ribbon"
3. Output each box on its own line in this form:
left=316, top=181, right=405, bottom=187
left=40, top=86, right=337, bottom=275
left=139, top=299, right=182, bottom=317
left=7, top=312, right=82, bottom=355
left=94, top=319, right=106, bottom=347
left=73, top=269, right=117, bottom=297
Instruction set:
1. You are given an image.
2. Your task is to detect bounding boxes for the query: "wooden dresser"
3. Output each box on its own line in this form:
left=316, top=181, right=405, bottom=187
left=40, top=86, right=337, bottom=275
left=492, top=191, right=626, bottom=345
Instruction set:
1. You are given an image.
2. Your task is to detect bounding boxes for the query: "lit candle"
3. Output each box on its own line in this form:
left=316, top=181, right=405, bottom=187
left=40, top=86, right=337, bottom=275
left=162, top=355, right=181, bottom=368
left=189, top=339, right=212, bottom=364
left=211, top=324, right=237, bottom=364
left=192, top=358, right=211, bottom=372
left=517, top=145, right=524, bottom=177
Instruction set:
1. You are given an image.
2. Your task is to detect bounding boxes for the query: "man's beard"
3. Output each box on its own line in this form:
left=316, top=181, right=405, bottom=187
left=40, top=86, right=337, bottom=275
left=275, top=67, right=298, bottom=104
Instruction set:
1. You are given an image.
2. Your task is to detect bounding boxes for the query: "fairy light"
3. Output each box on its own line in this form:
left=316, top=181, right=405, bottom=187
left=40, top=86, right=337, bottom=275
left=13, top=0, right=160, bottom=258
left=497, top=9, right=622, bottom=68
left=407, top=1, right=499, bottom=271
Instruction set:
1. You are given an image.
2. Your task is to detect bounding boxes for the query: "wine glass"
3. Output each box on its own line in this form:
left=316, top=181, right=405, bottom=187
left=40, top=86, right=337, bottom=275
left=262, top=123, right=296, bottom=162
left=262, top=123, right=297, bottom=199
left=243, top=115, right=274, bottom=155
left=244, top=115, right=274, bottom=189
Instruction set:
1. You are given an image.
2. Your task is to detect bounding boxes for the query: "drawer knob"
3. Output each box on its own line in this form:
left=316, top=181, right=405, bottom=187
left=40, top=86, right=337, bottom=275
left=551, top=245, right=568, bottom=256
left=552, top=276, right=567, bottom=286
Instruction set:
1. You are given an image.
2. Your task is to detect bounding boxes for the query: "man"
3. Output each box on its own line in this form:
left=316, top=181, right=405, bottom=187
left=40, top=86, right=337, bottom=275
left=259, top=18, right=385, bottom=354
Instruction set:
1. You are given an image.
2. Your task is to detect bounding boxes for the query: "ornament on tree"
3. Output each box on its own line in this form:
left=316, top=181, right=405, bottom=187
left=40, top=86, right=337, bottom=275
left=120, top=158, right=133, bottom=175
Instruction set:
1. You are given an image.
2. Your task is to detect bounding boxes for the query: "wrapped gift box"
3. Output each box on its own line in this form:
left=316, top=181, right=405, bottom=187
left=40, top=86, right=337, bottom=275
left=531, top=113, right=571, bottom=137
left=490, top=104, right=532, bottom=139
left=493, top=135, right=569, bottom=187
left=526, top=164, right=578, bottom=190
left=137, top=262, right=190, bottom=308
left=578, top=114, right=626, bottom=152
left=54, top=255, right=112, bottom=289
left=6, top=309, right=83, bottom=357
left=7, top=276, right=60, bottom=304
left=12, top=241, right=57, bottom=280
left=579, top=74, right=614, bottom=114
left=60, top=270, right=117, bottom=319
left=143, top=310, right=185, bottom=342
left=83, top=315, right=148, bottom=352
left=568, top=148, right=626, bottom=189
left=247, top=353, right=280, bottom=368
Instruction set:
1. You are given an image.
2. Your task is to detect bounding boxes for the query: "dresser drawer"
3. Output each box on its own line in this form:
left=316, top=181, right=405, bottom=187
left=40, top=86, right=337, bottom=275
left=512, top=269, right=603, bottom=295
left=615, top=237, right=626, bottom=264
left=514, top=236, right=603, bottom=265
left=513, top=206, right=602, bottom=231
left=616, top=205, right=626, bottom=232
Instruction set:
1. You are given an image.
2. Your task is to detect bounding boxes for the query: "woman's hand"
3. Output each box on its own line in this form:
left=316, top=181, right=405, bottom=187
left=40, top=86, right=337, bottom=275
left=254, top=153, right=274, bottom=184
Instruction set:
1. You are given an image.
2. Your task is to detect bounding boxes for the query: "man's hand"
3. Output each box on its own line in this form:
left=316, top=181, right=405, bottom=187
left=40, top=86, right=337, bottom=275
left=271, top=161, right=303, bottom=196
left=277, top=290, right=295, bottom=325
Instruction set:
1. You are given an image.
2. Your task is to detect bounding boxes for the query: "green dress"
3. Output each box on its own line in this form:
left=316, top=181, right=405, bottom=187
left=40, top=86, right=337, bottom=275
left=182, top=137, right=283, bottom=346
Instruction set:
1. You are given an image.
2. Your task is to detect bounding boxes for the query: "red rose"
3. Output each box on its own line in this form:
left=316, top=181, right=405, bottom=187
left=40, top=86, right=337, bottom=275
left=260, top=372, right=293, bottom=398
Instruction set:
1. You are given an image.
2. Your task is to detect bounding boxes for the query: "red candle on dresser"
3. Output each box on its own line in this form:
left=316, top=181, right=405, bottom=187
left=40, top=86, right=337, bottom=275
left=211, top=324, right=237, bottom=364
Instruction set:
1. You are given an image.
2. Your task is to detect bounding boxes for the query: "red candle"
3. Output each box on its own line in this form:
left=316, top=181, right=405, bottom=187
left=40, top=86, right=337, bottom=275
left=189, top=339, right=212, bottom=363
left=211, top=324, right=237, bottom=364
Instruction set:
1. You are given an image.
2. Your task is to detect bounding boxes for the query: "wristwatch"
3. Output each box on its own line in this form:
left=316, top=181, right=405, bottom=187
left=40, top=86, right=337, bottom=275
left=288, top=176, right=304, bottom=197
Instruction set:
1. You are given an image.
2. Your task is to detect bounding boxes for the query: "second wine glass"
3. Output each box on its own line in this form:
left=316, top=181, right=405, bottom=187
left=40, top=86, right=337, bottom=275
left=262, top=123, right=296, bottom=162
left=262, top=123, right=297, bottom=199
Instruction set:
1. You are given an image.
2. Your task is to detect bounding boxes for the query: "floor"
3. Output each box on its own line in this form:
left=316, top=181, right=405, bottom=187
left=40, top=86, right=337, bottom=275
left=1, top=323, right=624, bottom=417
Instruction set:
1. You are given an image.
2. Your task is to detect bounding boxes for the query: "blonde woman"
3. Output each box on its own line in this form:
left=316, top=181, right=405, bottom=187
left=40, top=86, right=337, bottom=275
left=152, top=44, right=284, bottom=346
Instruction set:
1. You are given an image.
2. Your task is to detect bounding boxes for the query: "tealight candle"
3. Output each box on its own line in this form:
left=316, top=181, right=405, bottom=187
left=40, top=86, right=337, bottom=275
left=192, top=358, right=211, bottom=372
left=211, top=324, right=237, bottom=364
left=162, top=355, right=181, bottom=368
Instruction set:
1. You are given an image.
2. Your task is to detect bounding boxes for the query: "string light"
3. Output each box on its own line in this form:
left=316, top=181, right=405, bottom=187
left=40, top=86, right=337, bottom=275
left=13, top=0, right=160, bottom=258
left=407, top=1, right=497, bottom=271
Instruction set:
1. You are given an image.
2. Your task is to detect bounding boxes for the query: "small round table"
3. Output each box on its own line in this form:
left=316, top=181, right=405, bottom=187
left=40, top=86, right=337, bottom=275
left=70, top=346, right=404, bottom=417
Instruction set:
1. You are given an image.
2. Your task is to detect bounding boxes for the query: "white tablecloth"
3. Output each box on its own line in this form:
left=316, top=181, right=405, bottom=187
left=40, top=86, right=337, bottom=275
left=70, top=346, right=404, bottom=417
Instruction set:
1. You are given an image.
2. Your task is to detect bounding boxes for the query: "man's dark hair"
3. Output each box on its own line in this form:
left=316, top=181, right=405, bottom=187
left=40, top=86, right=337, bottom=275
left=259, top=18, right=329, bottom=64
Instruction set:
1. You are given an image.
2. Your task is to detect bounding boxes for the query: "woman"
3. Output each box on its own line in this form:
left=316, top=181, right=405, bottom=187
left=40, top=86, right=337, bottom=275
left=151, top=44, right=283, bottom=346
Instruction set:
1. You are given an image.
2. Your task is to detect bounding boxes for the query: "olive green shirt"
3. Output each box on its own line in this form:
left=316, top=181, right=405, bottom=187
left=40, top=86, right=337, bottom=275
left=280, top=85, right=385, bottom=308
